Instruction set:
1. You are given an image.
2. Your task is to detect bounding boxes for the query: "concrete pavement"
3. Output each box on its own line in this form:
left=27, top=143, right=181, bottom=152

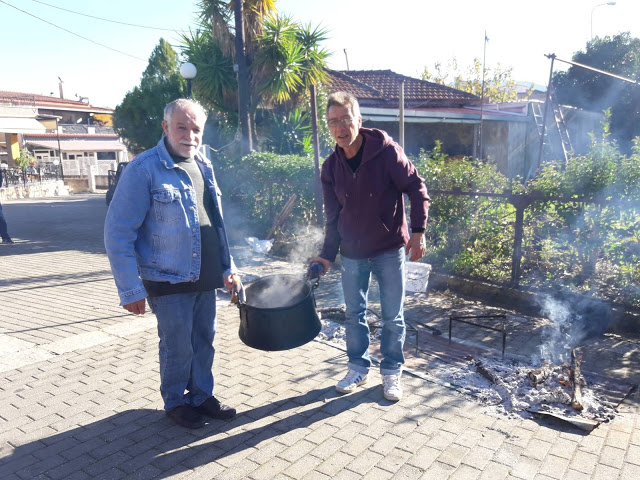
left=1, top=193, right=640, bottom=479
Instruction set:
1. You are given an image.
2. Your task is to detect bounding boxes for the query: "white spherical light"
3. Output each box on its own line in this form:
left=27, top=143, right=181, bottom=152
left=180, top=62, right=197, bottom=80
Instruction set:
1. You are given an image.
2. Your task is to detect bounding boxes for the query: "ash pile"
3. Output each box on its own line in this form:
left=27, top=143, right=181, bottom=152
left=436, top=350, right=633, bottom=431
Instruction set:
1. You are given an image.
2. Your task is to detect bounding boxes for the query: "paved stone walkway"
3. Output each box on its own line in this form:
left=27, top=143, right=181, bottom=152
left=1, top=193, right=639, bottom=479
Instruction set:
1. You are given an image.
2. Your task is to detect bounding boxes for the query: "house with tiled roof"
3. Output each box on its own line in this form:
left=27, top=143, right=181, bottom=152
left=323, top=69, right=533, bottom=177
left=323, top=70, right=601, bottom=179
left=0, top=91, right=129, bottom=188
left=0, top=91, right=114, bottom=125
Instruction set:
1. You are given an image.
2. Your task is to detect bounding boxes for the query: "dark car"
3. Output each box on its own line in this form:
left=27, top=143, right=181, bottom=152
left=106, top=162, right=128, bottom=206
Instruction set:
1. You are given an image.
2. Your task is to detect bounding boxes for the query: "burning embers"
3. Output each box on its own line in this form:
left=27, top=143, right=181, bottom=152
left=440, top=351, right=619, bottom=431
left=527, top=349, right=584, bottom=411
left=432, top=297, right=635, bottom=430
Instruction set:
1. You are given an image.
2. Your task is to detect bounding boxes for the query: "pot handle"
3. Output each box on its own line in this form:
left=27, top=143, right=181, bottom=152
left=230, top=277, right=247, bottom=305
left=306, top=262, right=324, bottom=289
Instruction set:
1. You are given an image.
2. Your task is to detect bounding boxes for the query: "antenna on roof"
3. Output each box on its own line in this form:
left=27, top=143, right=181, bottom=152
left=344, top=49, right=350, bottom=71
left=58, top=76, right=64, bottom=99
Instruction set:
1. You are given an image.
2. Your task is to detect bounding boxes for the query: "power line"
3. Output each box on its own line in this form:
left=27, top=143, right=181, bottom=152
left=0, top=0, right=146, bottom=62
left=31, top=0, right=179, bottom=32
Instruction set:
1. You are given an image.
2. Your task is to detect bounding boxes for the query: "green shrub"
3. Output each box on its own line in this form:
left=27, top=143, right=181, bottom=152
left=215, top=151, right=317, bottom=239
left=416, top=142, right=515, bottom=283
left=524, top=130, right=640, bottom=307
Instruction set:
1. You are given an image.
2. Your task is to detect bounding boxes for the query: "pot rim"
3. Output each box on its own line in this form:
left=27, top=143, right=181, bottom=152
left=239, top=273, right=313, bottom=311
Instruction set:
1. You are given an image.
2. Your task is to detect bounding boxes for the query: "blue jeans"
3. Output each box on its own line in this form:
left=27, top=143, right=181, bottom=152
left=0, top=203, right=9, bottom=239
left=148, top=291, right=217, bottom=411
left=341, top=247, right=406, bottom=375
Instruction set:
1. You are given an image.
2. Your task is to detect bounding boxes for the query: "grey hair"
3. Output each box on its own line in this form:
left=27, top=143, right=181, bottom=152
left=326, top=91, right=361, bottom=118
left=164, top=98, right=208, bottom=123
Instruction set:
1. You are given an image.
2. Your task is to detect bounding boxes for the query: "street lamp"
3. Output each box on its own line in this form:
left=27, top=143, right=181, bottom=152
left=591, top=2, right=616, bottom=40
left=180, top=62, right=197, bottom=98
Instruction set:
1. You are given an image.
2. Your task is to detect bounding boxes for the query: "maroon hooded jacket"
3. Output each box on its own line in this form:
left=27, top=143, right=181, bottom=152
left=319, top=128, right=430, bottom=261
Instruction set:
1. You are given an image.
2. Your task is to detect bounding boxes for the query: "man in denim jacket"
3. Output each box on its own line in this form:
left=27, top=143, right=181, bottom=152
left=105, top=99, right=239, bottom=428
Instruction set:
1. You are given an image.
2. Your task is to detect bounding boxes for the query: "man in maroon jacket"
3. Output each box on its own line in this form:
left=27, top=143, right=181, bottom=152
left=310, top=92, right=430, bottom=401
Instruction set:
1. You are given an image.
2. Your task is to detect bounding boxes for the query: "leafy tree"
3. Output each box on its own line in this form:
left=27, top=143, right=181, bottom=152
left=421, top=57, right=533, bottom=103
left=113, top=39, right=186, bottom=154
left=553, top=32, right=640, bottom=154
left=16, top=148, right=34, bottom=168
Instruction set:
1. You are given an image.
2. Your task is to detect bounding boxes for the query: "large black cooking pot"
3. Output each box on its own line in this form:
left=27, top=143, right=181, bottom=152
left=237, top=273, right=321, bottom=351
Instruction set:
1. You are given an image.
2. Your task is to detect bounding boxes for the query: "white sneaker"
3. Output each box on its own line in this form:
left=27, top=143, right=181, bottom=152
left=336, top=369, right=368, bottom=394
left=382, top=373, right=403, bottom=401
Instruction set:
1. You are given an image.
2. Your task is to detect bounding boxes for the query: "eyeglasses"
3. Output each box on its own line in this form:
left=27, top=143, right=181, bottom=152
left=327, top=116, right=356, bottom=128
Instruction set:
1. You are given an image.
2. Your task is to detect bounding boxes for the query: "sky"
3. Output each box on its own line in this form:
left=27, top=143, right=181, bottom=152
left=1, top=0, right=639, bottom=109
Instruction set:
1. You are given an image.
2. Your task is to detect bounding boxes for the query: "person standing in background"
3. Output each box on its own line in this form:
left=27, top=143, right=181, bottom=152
left=0, top=170, right=14, bottom=244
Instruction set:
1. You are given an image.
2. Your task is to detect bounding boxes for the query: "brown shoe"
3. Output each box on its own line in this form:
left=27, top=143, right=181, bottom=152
left=195, top=396, right=236, bottom=420
left=166, top=405, right=207, bottom=429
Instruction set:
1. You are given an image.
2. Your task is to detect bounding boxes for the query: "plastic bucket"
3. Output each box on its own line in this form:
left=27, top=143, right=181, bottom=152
left=405, top=263, right=431, bottom=293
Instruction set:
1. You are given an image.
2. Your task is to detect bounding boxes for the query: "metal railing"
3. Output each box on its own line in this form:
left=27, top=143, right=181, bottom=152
left=0, top=164, right=64, bottom=188
left=429, top=188, right=616, bottom=287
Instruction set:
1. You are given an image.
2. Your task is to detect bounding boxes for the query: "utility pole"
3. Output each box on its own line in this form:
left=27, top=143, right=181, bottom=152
left=310, top=84, right=324, bottom=225
left=233, top=0, right=253, bottom=155
left=536, top=53, right=556, bottom=179
left=479, top=31, right=488, bottom=160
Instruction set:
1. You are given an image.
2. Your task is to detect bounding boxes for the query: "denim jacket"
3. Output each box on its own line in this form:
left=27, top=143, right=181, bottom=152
left=104, top=137, right=236, bottom=306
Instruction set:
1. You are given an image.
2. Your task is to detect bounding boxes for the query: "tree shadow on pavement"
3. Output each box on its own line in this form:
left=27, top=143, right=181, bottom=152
left=1, top=385, right=407, bottom=479
left=0, top=270, right=113, bottom=290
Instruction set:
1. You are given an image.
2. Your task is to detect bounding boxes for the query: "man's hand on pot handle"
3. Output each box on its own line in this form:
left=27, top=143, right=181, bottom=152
left=308, top=257, right=331, bottom=277
left=123, top=298, right=146, bottom=315
left=406, top=232, right=426, bottom=262
left=225, top=273, right=246, bottom=304
left=224, top=273, right=241, bottom=291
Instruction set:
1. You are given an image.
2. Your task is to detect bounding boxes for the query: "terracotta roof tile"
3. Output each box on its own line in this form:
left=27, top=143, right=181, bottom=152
left=324, top=69, right=480, bottom=108
left=324, top=70, right=385, bottom=99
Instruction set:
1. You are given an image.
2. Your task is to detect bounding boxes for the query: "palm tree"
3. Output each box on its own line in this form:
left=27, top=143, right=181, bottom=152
left=295, top=22, right=330, bottom=92
left=254, top=16, right=329, bottom=105
left=253, top=14, right=305, bottom=106
left=196, top=0, right=276, bottom=57
left=185, top=0, right=276, bottom=111
left=181, top=1, right=329, bottom=143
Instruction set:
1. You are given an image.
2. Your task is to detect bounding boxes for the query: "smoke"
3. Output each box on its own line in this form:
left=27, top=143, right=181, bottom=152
left=534, top=296, right=584, bottom=365
left=533, top=294, right=612, bottom=366
left=245, top=274, right=308, bottom=309
left=218, top=193, right=252, bottom=246
left=286, top=225, right=325, bottom=265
